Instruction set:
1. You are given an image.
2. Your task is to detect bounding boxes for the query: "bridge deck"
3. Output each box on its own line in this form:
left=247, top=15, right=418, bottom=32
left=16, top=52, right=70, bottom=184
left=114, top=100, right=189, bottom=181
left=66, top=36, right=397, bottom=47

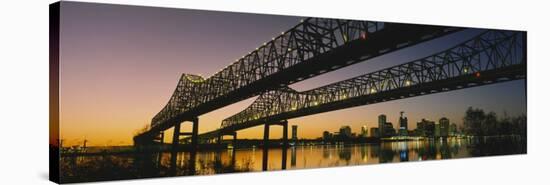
left=193, top=30, right=526, bottom=141
left=135, top=18, right=460, bottom=143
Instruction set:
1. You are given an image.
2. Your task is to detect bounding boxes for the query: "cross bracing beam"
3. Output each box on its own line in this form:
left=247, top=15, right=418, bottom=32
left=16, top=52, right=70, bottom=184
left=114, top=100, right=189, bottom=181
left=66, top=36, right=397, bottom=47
left=210, top=30, right=525, bottom=137
left=136, top=18, right=459, bottom=143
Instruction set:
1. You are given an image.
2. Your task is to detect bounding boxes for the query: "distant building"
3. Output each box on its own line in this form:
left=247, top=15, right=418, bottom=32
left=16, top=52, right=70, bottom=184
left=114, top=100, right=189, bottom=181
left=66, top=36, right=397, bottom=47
left=439, top=117, right=450, bottom=138
left=361, top=125, right=369, bottom=138
left=370, top=127, right=380, bottom=138
left=415, top=121, right=425, bottom=136
left=385, top=122, right=396, bottom=137
left=378, top=114, right=387, bottom=137
left=339, top=126, right=352, bottom=138
left=416, top=119, right=436, bottom=137
left=399, top=111, right=408, bottom=136
left=435, top=123, right=441, bottom=137
left=292, top=125, right=298, bottom=141
left=322, top=131, right=332, bottom=141
left=450, top=123, right=458, bottom=136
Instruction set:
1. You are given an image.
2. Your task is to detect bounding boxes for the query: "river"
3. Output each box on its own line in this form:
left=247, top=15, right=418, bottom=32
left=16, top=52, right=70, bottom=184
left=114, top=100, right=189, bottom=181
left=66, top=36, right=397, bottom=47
left=59, top=136, right=526, bottom=183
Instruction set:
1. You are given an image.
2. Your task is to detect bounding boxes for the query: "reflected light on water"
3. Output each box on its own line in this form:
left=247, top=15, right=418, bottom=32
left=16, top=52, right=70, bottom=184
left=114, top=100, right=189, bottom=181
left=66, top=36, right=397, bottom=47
left=59, top=137, right=525, bottom=183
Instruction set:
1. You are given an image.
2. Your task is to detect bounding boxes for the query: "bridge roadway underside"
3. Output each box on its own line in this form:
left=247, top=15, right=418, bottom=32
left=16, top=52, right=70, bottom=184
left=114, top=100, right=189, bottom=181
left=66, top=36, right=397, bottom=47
left=195, top=64, right=526, bottom=141
left=135, top=25, right=460, bottom=144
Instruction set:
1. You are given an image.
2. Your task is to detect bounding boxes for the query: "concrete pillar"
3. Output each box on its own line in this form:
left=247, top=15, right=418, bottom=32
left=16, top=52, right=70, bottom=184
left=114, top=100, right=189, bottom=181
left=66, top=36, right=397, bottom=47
left=262, top=123, right=270, bottom=171
left=172, top=122, right=181, bottom=150
left=282, top=121, right=288, bottom=147
left=232, top=132, right=237, bottom=148
left=160, top=132, right=164, bottom=145
left=191, top=118, right=199, bottom=149
left=281, top=120, right=288, bottom=170
left=263, top=124, right=270, bottom=147
left=217, top=135, right=222, bottom=144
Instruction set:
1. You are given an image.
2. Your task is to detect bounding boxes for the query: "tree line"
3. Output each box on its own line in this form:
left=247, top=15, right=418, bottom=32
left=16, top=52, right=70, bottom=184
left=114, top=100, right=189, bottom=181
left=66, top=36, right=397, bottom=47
left=463, top=107, right=526, bottom=136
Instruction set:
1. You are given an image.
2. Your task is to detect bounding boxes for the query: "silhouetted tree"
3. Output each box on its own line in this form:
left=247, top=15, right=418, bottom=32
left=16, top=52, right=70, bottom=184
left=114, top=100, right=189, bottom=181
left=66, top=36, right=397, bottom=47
left=484, top=112, right=498, bottom=135
left=463, top=107, right=526, bottom=136
left=512, top=114, right=527, bottom=136
left=463, top=107, right=486, bottom=136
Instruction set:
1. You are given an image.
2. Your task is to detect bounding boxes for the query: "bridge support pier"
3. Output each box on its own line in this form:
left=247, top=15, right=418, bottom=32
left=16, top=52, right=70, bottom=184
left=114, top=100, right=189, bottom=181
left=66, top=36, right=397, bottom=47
left=263, top=124, right=270, bottom=148
left=191, top=118, right=199, bottom=149
left=262, top=120, right=288, bottom=171
left=262, top=120, right=288, bottom=148
left=172, top=122, right=181, bottom=150
left=232, top=132, right=237, bottom=148
left=282, top=122, right=288, bottom=148
left=216, top=131, right=237, bottom=147
left=217, top=135, right=222, bottom=144
left=169, top=118, right=199, bottom=175
left=170, top=117, right=199, bottom=150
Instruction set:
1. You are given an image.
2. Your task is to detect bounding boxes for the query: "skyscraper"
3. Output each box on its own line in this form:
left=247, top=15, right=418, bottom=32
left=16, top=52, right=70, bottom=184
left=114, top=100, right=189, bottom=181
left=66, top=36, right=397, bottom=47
left=322, top=131, right=332, bottom=141
left=450, top=123, right=458, bottom=136
left=435, top=123, right=441, bottom=137
left=399, top=111, right=408, bottom=136
left=378, top=114, right=387, bottom=137
left=370, top=127, right=380, bottom=138
left=439, top=117, right=450, bottom=138
left=416, top=119, right=436, bottom=137
left=339, top=126, right=352, bottom=138
left=385, top=122, right=396, bottom=136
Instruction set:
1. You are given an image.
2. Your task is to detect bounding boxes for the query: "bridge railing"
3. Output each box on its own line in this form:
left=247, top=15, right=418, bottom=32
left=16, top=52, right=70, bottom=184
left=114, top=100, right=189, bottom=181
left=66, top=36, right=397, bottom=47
left=220, top=30, right=525, bottom=128
left=150, top=18, right=386, bottom=128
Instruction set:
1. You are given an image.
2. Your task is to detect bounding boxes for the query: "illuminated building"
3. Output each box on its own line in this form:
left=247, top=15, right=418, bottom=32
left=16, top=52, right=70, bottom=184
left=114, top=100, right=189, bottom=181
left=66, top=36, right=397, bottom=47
left=399, top=111, right=408, bottom=136
left=361, top=125, right=368, bottom=137
left=378, top=114, right=387, bottom=137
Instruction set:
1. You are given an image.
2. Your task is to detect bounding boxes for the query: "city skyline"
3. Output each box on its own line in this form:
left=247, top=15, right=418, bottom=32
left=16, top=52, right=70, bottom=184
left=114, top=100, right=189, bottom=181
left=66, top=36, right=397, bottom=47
left=319, top=113, right=456, bottom=139
left=58, top=2, right=526, bottom=146
left=321, top=111, right=461, bottom=140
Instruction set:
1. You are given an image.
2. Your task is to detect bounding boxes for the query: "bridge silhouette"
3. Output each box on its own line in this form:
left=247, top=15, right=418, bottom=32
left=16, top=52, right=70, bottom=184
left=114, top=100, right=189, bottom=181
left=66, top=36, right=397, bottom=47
left=133, top=18, right=525, bottom=152
left=187, top=30, right=526, bottom=145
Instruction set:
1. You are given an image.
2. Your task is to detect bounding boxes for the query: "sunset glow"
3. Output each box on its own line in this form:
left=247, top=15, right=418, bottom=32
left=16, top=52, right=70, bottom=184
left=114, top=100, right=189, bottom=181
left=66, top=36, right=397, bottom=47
left=58, top=2, right=526, bottom=147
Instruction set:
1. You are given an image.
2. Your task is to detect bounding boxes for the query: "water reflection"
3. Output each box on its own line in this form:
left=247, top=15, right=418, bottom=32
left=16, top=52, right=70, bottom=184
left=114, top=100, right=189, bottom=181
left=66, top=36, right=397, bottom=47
left=59, top=137, right=525, bottom=183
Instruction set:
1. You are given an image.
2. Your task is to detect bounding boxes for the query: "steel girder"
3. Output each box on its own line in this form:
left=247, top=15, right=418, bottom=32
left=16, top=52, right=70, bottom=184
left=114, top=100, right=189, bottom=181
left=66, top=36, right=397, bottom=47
left=219, top=30, right=526, bottom=131
left=150, top=18, right=385, bottom=128
left=145, top=17, right=458, bottom=134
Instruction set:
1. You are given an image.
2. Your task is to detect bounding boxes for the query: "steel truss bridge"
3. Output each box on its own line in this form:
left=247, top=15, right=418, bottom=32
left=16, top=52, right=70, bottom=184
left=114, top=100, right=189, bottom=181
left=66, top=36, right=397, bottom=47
left=193, top=30, right=526, bottom=143
left=134, top=17, right=461, bottom=145
left=134, top=17, right=525, bottom=150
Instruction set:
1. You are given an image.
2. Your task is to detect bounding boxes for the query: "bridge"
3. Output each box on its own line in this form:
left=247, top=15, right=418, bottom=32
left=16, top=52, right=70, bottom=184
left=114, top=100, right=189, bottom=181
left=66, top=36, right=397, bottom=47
left=189, top=29, right=526, bottom=145
left=133, top=17, right=461, bottom=146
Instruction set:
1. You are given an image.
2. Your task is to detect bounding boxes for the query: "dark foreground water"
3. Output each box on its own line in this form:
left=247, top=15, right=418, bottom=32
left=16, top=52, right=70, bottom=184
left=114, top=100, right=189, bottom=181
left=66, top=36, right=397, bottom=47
left=59, top=136, right=526, bottom=183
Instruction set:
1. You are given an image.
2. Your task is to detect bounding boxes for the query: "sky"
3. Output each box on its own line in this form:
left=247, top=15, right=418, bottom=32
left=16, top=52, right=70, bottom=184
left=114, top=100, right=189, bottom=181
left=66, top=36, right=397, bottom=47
left=58, top=2, right=526, bottom=147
